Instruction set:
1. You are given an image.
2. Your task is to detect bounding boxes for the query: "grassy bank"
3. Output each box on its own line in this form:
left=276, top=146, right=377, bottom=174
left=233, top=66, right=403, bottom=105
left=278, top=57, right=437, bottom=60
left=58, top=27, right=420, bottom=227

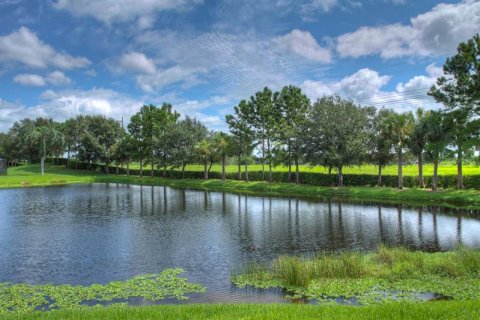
left=4, top=301, right=480, bottom=320
left=232, top=246, right=480, bottom=304
left=2, top=165, right=480, bottom=209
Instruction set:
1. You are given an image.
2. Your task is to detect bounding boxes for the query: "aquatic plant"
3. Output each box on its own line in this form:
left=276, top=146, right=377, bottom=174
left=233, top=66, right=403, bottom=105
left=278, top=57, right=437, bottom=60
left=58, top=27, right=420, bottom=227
left=232, top=246, right=480, bottom=304
left=0, top=269, right=205, bottom=314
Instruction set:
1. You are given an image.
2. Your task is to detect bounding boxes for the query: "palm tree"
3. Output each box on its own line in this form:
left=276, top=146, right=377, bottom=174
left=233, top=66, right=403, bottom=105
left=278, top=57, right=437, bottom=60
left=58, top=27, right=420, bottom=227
left=25, top=124, right=64, bottom=175
left=211, top=132, right=230, bottom=181
left=386, top=112, right=414, bottom=189
left=196, top=139, right=212, bottom=179
left=408, top=108, right=429, bottom=188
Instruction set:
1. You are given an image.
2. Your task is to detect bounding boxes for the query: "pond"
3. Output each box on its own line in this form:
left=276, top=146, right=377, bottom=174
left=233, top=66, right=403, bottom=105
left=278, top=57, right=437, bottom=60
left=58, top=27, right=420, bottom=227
left=0, top=183, right=479, bottom=304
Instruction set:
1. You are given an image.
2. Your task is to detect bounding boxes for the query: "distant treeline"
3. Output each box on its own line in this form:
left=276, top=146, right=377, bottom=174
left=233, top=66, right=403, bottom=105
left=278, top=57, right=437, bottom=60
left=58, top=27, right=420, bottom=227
left=1, top=34, right=479, bottom=191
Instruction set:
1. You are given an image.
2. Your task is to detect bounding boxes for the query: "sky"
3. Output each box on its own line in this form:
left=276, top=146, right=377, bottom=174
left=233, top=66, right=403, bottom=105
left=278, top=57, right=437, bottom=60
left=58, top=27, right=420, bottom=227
left=0, top=0, right=479, bottom=132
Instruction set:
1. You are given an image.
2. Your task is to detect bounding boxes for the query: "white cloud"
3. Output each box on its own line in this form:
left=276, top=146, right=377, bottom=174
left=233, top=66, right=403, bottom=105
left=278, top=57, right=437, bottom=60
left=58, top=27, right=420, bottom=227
left=12, top=71, right=71, bottom=86
left=275, top=29, right=331, bottom=63
left=0, top=27, right=90, bottom=69
left=337, top=0, right=480, bottom=58
left=302, top=68, right=390, bottom=101
left=46, top=71, right=71, bottom=86
left=136, top=66, right=207, bottom=92
left=302, top=65, right=442, bottom=112
left=302, top=0, right=338, bottom=13
left=117, top=51, right=156, bottom=74
left=53, top=0, right=203, bottom=23
left=13, top=74, right=46, bottom=86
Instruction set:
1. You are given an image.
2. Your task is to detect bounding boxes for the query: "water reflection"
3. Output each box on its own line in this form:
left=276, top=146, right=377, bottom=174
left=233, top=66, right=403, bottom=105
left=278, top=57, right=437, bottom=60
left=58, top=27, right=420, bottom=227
left=0, top=184, right=479, bottom=303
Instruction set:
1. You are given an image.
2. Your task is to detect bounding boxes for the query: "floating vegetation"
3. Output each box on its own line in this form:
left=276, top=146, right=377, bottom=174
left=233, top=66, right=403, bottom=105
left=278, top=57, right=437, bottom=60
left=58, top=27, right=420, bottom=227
left=232, top=246, right=480, bottom=304
left=0, top=269, right=205, bottom=314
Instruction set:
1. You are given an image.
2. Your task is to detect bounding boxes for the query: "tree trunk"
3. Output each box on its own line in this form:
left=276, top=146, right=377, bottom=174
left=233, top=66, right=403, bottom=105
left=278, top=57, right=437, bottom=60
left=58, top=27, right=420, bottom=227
left=397, top=148, right=403, bottom=189
left=288, top=163, right=292, bottom=183
left=116, top=164, right=119, bottom=175
left=267, top=138, right=272, bottom=182
left=244, top=160, right=249, bottom=182
left=418, top=152, right=424, bottom=188
left=295, top=158, right=300, bottom=184
left=163, top=165, right=167, bottom=178
left=328, top=166, right=332, bottom=174
left=221, top=154, right=226, bottom=181
left=67, top=147, right=70, bottom=167
left=151, top=162, right=154, bottom=178
left=105, top=163, right=109, bottom=175
left=204, top=160, right=208, bottom=179
left=457, top=146, right=463, bottom=189
left=208, top=161, right=213, bottom=177
left=378, top=164, right=382, bottom=187
left=432, top=160, right=439, bottom=191
left=182, top=163, right=186, bottom=179
left=338, top=166, right=343, bottom=187
left=139, top=158, right=143, bottom=177
left=127, top=160, right=130, bottom=176
left=237, top=156, right=241, bottom=180
left=41, top=156, right=45, bottom=175
left=261, top=138, right=265, bottom=180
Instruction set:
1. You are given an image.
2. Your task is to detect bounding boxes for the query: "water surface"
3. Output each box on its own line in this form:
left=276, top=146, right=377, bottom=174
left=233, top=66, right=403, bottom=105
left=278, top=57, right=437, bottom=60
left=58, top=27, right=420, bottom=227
left=0, top=183, right=479, bottom=303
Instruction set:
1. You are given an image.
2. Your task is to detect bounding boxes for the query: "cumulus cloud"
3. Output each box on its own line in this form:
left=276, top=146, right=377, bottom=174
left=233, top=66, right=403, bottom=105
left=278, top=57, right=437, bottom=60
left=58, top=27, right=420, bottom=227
left=13, top=74, right=46, bottom=86
left=46, top=71, right=71, bottom=86
left=0, top=27, right=90, bottom=69
left=302, top=65, right=442, bottom=112
left=302, top=68, right=390, bottom=101
left=52, top=0, right=203, bottom=23
left=13, top=71, right=71, bottom=86
left=337, top=0, right=480, bottom=58
left=116, top=51, right=156, bottom=74
left=275, top=29, right=331, bottom=63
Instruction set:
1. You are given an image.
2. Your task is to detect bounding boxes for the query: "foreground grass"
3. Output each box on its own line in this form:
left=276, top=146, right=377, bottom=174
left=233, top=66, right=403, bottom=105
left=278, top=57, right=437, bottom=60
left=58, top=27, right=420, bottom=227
left=2, top=165, right=480, bottom=209
left=233, top=246, right=480, bottom=304
left=4, top=301, right=480, bottom=320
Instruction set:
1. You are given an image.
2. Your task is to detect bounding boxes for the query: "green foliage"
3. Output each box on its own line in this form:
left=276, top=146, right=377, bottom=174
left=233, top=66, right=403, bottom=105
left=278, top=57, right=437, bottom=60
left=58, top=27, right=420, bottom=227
left=0, top=269, right=205, bottom=314
left=232, top=247, right=480, bottom=304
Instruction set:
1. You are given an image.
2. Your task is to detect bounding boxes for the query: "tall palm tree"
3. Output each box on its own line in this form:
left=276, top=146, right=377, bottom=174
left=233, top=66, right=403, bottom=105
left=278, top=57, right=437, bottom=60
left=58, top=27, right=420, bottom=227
left=25, top=124, right=64, bottom=175
left=196, top=139, right=212, bottom=179
left=386, top=112, right=414, bottom=189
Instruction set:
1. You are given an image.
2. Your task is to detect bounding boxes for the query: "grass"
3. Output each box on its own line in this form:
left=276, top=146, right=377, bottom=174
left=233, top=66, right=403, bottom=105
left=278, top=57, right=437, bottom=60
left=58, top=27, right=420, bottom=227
left=2, top=165, right=480, bottom=209
left=123, top=162, right=480, bottom=176
left=232, top=246, right=480, bottom=304
left=1, top=301, right=479, bottom=320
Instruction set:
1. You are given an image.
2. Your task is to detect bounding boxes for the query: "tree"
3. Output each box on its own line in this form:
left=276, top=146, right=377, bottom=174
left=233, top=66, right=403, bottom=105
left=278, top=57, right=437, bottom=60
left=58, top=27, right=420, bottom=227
left=368, top=108, right=395, bottom=186
left=153, top=103, right=180, bottom=177
left=168, top=116, right=208, bottom=178
left=210, top=131, right=230, bottom=181
left=25, top=121, right=64, bottom=175
left=408, top=108, right=429, bottom=188
left=429, top=34, right=480, bottom=188
left=385, top=111, right=414, bottom=189
left=196, top=138, right=213, bottom=180
left=226, top=100, right=255, bottom=181
left=428, top=34, right=480, bottom=114
left=304, top=96, right=370, bottom=187
left=249, top=87, right=281, bottom=182
left=275, top=85, right=310, bottom=183
left=424, top=111, right=450, bottom=191
left=77, top=116, right=124, bottom=172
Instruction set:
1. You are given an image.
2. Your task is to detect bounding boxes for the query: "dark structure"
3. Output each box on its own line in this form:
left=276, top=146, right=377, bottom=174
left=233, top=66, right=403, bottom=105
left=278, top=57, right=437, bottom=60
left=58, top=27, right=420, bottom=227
left=0, top=157, right=7, bottom=176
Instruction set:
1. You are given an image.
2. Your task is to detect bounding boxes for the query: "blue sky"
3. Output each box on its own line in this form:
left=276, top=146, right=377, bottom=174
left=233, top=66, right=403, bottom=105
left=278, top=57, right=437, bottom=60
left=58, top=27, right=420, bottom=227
left=0, top=0, right=478, bottom=131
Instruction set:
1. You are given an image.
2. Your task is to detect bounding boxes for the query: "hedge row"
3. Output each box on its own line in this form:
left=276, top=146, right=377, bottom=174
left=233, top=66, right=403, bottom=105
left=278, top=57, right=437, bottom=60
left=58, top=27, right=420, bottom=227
left=57, top=159, right=480, bottom=190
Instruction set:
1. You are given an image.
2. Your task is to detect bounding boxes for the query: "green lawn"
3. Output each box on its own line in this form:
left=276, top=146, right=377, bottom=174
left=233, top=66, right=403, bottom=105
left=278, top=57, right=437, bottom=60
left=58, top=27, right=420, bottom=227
left=2, top=165, right=480, bottom=209
left=5, top=302, right=480, bottom=320
left=123, top=162, right=480, bottom=176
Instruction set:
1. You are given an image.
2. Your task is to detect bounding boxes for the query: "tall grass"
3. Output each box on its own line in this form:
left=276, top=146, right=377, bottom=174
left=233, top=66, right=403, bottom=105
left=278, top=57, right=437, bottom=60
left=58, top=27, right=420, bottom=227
left=238, top=246, right=480, bottom=289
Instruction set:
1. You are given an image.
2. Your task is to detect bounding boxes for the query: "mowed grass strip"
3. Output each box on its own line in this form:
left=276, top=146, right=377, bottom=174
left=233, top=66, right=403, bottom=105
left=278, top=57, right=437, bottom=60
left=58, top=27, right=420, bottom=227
left=2, top=165, right=480, bottom=208
left=5, top=301, right=480, bottom=320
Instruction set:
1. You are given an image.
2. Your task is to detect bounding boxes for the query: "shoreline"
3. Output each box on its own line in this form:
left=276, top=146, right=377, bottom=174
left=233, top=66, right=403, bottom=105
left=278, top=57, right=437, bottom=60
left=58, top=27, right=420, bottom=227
left=1, top=165, right=480, bottom=210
